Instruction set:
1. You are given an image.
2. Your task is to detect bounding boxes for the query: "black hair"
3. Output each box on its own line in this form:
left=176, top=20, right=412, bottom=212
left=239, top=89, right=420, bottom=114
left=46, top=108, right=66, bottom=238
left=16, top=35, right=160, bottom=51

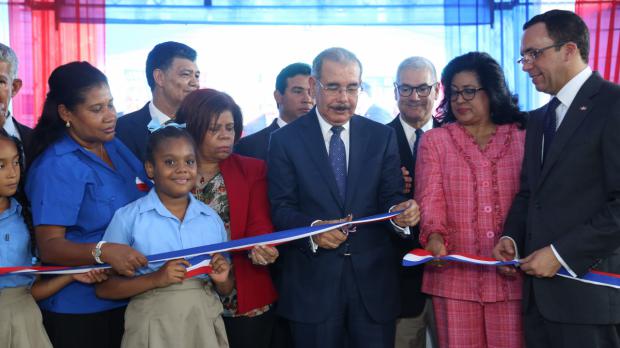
left=145, top=126, right=197, bottom=166
left=146, top=41, right=197, bottom=91
left=524, top=10, right=590, bottom=63
left=437, top=52, right=527, bottom=129
left=0, top=130, right=34, bottom=241
left=29, top=61, right=109, bottom=167
left=275, top=62, right=311, bottom=94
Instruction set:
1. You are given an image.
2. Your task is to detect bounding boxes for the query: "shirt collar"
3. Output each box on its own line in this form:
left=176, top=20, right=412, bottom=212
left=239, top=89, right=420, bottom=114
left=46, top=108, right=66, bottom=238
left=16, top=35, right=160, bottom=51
left=0, top=197, right=22, bottom=220
left=315, top=108, right=350, bottom=139
left=52, top=133, right=114, bottom=157
left=149, top=101, right=173, bottom=126
left=276, top=117, right=288, bottom=128
left=2, top=111, right=19, bottom=140
left=398, top=114, right=433, bottom=133
left=555, top=66, right=592, bottom=108
left=52, top=133, right=85, bottom=156
left=138, top=188, right=214, bottom=220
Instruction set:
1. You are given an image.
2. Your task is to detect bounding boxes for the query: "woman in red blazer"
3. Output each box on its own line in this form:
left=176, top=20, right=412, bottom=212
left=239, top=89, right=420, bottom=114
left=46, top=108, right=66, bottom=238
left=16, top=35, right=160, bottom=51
left=176, top=88, right=278, bottom=348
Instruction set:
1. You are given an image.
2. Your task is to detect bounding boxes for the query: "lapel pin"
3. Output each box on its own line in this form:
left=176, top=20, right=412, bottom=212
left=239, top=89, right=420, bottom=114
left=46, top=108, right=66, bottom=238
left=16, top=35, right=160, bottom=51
left=580, top=106, right=587, bottom=111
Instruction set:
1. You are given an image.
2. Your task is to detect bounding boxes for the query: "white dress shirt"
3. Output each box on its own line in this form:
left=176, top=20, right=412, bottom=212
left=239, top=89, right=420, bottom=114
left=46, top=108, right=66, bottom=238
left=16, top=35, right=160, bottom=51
left=276, top=117, right=288, bottom=129
left=148, top=100, right=173, bottom=125
left=398, top=115, right=433, bottom=153
left=3, top=112, right=20, bottom=140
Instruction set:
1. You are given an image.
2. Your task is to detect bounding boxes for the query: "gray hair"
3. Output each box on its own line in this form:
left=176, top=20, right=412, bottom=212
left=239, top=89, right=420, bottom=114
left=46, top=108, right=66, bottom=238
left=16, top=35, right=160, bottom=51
left=0, top=43, right=18, bottom=79
left=396, top=56, right=437, bottom=84
left=312, top=47, right=362, bottom=81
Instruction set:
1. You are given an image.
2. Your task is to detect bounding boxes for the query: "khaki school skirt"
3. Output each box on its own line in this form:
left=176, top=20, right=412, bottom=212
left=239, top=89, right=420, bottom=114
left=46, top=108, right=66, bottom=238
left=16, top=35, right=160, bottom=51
left=122, top=279, right=229, bottom=348
left=0, top=287, right=53, bottom=348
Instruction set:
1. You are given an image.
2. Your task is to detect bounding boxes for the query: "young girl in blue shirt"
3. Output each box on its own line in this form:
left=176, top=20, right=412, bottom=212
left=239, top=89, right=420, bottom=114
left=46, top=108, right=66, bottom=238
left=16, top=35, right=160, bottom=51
left=96, top=126, right=233, bottom=348
left=0, top=132, right=108, bottom=348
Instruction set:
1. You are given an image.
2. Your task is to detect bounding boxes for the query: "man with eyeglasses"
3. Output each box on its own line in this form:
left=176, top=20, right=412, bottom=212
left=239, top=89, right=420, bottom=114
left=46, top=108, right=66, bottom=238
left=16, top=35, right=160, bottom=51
left=494, top=9, right=620, bottom=348
left=268, top=47, right=421, bottom=348
left=387, top=56, right=439, bottom=348
left=235, top=62, right=313, bottom=161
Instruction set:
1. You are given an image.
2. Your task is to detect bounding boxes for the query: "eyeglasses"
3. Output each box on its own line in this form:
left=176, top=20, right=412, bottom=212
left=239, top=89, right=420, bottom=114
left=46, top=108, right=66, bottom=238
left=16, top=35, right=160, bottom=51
left=316, top=80, right=362, bottom=96
left=517, top=42, right=568, bottom=65
left=394, top=82, right=438, bottom=97
left=450, top=87, right=484, bottom=102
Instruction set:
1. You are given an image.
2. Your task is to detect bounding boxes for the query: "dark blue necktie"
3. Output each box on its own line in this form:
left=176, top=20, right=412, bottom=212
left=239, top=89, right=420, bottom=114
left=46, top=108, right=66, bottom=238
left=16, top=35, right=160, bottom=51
left=329, top=126, right=347, bottom=201
left=543, top=97, right=561, bottom=162
left=412, top=128, right=424, bottom=162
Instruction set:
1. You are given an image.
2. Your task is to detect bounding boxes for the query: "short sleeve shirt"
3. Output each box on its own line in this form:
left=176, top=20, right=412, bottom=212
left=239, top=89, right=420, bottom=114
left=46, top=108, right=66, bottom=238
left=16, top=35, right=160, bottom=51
left=25, top=134, right=149, bottom=314
left=103, top=189, right=227, bottom=277
left=0, top=198, right=34, bottom=289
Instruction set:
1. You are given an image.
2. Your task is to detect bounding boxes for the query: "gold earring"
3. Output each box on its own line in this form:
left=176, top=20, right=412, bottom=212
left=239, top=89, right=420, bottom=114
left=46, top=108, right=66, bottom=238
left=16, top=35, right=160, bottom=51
left=65, top=120, right=70, bottom=128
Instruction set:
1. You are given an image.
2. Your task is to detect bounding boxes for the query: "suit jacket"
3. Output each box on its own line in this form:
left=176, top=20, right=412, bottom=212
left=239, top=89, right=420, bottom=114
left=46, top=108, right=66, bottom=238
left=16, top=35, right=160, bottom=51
left=503, top=72, right=620, bottom=324
left=386, top=115, right=426, bottom=318
left=219, top=154, right=278, bottom=314
left=115, top=103, right=151, bottom=162
left=11, top=115, right=34, bottom=162
left=268, top=108, right=405, bottom=323
left=234, top=119, right=280, bottom=161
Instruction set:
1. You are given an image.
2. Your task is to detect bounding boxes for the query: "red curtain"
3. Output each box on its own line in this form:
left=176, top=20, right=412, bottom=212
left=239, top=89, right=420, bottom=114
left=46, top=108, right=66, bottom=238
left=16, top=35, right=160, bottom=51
left=576, top=0, right=620, bottom=83
left=8, top=0, right=105, bottom=127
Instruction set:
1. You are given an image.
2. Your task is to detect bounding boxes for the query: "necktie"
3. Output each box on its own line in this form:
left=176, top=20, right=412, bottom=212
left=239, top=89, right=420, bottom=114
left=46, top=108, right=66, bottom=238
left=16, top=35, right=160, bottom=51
left=329, top=126, right=347, bottom=201
left=543, top=97, right=561, bottom=161
left=412, top=128, right=424, bottom=162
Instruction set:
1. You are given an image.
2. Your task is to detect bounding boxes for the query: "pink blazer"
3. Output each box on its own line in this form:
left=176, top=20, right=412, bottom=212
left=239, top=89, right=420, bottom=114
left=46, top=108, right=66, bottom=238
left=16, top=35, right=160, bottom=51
left=415, top=123, right=525, bottom=302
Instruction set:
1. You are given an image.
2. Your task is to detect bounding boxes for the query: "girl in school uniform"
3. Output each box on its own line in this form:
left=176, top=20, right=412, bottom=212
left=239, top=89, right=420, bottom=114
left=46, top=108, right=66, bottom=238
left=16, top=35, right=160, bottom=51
left=96, top=125, right=232, bottom=348
left=0, top=132, right=107, bottom=348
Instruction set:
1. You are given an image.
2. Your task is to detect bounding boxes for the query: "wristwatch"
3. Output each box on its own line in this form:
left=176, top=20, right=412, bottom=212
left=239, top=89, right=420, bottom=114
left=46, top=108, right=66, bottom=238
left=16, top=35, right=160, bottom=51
left=92, top=240, right=107, bottom=264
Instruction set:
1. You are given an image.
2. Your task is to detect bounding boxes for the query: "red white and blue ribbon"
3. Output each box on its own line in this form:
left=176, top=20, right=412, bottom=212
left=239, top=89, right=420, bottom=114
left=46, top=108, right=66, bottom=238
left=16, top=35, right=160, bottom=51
left=0, top=211, right=400, bottom=278
left=403, top=249, right=620, bottom=290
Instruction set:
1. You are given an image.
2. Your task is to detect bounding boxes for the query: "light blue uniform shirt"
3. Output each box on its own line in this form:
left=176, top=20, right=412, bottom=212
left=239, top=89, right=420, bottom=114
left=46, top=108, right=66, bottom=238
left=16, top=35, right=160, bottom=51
left=0, top=198, right=34, bottom=289
left=25, top=134, right=149, bottom=314
left=103, top=188, right=227, bottom=277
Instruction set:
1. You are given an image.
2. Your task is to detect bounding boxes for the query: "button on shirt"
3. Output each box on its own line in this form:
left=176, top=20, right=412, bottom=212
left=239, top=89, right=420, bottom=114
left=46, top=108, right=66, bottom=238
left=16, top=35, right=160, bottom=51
left=103, top=189, right=227, bottom=277
left=25, top=134, right=149, bottom=314
left=0, top=198, right=34, bottom=290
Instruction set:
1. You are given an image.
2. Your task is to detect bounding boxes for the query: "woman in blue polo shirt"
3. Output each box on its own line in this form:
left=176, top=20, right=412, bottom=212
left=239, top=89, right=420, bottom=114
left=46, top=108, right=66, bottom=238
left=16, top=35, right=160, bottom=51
left=25, top=62, right=150, bottom=348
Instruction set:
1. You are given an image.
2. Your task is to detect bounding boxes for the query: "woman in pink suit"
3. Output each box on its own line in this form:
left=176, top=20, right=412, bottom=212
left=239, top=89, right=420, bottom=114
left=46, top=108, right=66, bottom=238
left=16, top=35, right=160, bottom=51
left=415, top=52, right=527, bottom=348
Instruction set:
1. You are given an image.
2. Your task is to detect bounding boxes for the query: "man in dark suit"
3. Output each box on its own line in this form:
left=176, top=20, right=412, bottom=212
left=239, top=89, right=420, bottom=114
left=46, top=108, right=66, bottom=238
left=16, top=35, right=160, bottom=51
left=268, top=47, right=421, bottom=348
left=116, top=41, right=199, bottom=161
left=387, top=56, right=439, bottom=348
left=234, top=62, right=313, bottom=160
left=0, top=43, right=33, bottom=161
left=494, top=10, right=620, bottom=348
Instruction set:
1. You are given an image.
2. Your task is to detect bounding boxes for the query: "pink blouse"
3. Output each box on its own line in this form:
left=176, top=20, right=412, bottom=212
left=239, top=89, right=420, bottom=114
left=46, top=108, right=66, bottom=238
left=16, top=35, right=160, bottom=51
left=415, top=122, right=525, bottom=302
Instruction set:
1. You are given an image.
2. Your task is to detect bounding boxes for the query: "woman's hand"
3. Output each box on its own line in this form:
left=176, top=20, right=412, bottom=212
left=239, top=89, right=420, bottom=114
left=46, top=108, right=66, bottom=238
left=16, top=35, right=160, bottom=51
left=425, top=233, right=448, bottom=267
left=209, top=253, right=231, bottom=284
left=101, top=243, right=148, bottom=277
left=249, top=245, right=279, bottom=266
left=150, top=259, right=189, bottom=288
